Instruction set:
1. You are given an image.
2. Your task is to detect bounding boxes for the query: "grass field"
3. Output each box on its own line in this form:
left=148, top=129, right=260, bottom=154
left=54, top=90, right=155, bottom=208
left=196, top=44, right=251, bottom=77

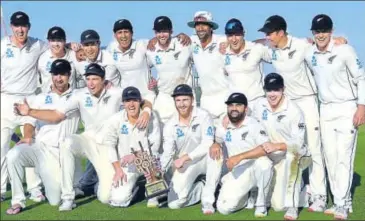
left=1, top=126, right=364, bottom=220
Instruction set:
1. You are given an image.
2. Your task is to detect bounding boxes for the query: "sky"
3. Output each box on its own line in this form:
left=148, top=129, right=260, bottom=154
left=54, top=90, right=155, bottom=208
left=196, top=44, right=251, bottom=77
left=1, top=1, right=365, bottom=74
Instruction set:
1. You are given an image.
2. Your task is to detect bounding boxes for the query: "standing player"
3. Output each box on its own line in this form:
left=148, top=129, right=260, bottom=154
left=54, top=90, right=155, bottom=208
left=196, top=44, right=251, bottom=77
left=103, top=86, right=161, bottom=208
left=305, top=14, right=365, bottom=220
left=222, top=18, right=271, bottom=112
left=14, top=63, right=153, bottom=211
left=209, top=92, right=273, bottom=217
left=73, top=29, right=119, bottom=89
left=6, top=59, right=83, bottom=215
left=107, top=19, right=156, bottom=103
left=1, top=11, right=49, bottom=202
left=256, top=15, right=327, bottom=211
left=146, top=16, right=192, bottom=125
left=37, top=26, right=77, bottom=93
left=250, top=73, right=311, bottom=220
left=158, top=84, right=215, bottom=210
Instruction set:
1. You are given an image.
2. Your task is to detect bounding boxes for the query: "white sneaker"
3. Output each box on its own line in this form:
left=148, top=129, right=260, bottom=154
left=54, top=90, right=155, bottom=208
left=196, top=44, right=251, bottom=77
left=308, top=195, right=326, bottom=212
left=284, top=207, right=298, bottom=220
left=147, top=197, right=159, bottom=208
left=59, top=200, right=76, bottom=211
left=334, top=206, right=349, bottom=220
left=29, top=191, right=46, bottom=203
left=202, top=203, right=215, bottom=215
left=254, top=206, right=267, bottom=218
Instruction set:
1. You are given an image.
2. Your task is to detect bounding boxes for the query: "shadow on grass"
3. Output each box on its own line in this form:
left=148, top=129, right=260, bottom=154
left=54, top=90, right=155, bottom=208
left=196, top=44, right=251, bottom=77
left=76, top=196, right=97, bottom=207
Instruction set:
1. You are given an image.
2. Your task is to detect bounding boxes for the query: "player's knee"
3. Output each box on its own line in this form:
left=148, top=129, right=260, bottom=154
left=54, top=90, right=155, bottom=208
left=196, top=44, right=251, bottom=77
left=216, top=199, right=234, bottom=215
left=168, top=198, right=187, bottom=209
left=109, top=187, right=133, bottom=207
left=6, top=147, right=22, bottom=164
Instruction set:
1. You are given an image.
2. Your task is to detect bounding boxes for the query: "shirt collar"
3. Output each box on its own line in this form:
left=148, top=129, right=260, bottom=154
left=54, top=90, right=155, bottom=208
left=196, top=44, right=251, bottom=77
left=84, top=87, right=108, bottom=102
left=86, top=49, right=103, bottom=63
left=226, top=40, right=254, bottom=55
left=156, top=38, right=176, bottom=52
left=6, top=35, right=35, bottom=50
left=281, top=35, right=293, bottom=50
left=173, top=106, right=199, bottom=127
left=47, top=48, right=71, bottom=59
left=47, top=85, right=73, bottom=97
left=227, top=116, right=250, bottom=129
left=263, top=95, right=289, bottom=113
left=115, top=39, right=137, bottom=55
left=314, top=38, right=335, bottom=54
left=122, top=109, right=143, bottom=123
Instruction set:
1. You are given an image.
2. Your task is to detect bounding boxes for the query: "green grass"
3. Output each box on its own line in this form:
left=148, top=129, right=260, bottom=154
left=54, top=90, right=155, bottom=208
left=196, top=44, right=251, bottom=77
left=1, top=126, right=365, bottom=220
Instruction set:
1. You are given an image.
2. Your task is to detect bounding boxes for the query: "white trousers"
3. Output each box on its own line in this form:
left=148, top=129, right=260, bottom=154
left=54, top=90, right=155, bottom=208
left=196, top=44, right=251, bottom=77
left=109, top=166, right=141, bottom=207
left=292, top=95, right=327, bottom=197
left=154, top=91, right=176, bottom=125
left=60, top=132, right=114, bottom=204
left=200, top=91, right=228, bottom=119
left=1, top=93, right=42, bottom=195
left=320, top=101, right=358, bottom=208
left=269, top=153, right=312, bottom=211
left=6, top=142, right=83, bottom=208
left=216, top=157, right=273, bottom=215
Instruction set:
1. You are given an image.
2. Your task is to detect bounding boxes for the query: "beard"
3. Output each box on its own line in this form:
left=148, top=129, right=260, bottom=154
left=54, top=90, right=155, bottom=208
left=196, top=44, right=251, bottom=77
left=228, top=110, right=245, bottom=124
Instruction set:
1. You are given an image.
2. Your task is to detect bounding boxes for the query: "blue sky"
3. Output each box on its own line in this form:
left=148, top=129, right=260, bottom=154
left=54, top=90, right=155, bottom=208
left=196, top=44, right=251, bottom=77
left=1, top=1, right=365, bottom=70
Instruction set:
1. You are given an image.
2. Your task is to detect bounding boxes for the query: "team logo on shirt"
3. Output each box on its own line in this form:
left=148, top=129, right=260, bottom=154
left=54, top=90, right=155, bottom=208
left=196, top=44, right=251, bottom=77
left=225, top=131, right=232, bottom=142
left=224, top=55, right=231, bottom=65
left=120, top=124, right=129, bottom=134
left=176, top=128, right=184, bottom=138
left=277, top=115, right=286, bottom=122
left=155, top=55, right=162, bottom=65
left=85, top=97, right=93, bottom=107
left=46, top=61, right=52, bottom=72
left=262, top=109, right=268, bottom=120
left=128, top=49, right=136, bottom=59
left=288, top=50, right=296, bottom=59
left=311, top=55, right=317, bottom=67
left=113, top=51, right=118, bottom=61
left=327, top=55, right=337, bottom=64
left=192, top=124, right=200, bottom=132
left=206, top=126, right=214, bottom=137
left=298, top=123, right=306, bottom=130
left=6, top=48, right=14, bottom=58
left=207, top=43, right=217, bottom=53
left=103, top=96, right=111, bottom=104
left=260, top=130, right=268, bottom=136
left=356, top=58, right=363, bottom=69
left=174, top=51, right=181, bottom=60
left=65, top=94, right=72, bottom=100
left=193, top=45, right=199, bottom=54
left=241, top=131, right=248, bottom=140
left=241, top=50, right=250, bottom=61
left=45, top=95, right=53, bottom=104
left=272, top=50, right=277, bottom=61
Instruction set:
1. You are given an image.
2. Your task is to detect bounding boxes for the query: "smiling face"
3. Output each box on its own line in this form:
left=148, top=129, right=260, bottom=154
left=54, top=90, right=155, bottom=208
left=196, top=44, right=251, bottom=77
left=265, top=88, right=285, bottom=109
left=174, top=95, right=194, bottom=118
left=123, top=99, right=141, bottom=119
left=49, top=39, right=66, bottom=55
left=312, top=30, right=332, bottom=51
left=52, top=73, right=70, bottom=92
left=265, top=30, right=285, bottom=48
left=195, top=23, right=212, bottom=41
left=155, top=30, right=172, bottom=47
left=86, top=75, right=104, bottom=97
left=114, top=29, right=133, bottom=51
left=227, top=33, right=244, bottom=53
left=11, top=24, right=30, bottom=44
left=82, top=41, right=100, bottom=61
left=227, top=103, right=247, bottom=124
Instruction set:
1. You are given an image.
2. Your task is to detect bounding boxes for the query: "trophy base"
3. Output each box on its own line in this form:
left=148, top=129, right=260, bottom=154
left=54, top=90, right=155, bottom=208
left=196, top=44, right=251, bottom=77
left=145, top=179, right=169, bottom=199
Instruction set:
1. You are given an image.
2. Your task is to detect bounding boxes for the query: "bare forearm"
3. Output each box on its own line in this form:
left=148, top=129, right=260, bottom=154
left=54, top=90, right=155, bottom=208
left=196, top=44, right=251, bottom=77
left=23, top=124, right=35, bottom=139
left=112, top=161, right=122, bottom=173
left=28, top=109, right=64, bottom=123
left=141, top=99, right=152, bottom=110
left=237, top=145, right=267, bottom=161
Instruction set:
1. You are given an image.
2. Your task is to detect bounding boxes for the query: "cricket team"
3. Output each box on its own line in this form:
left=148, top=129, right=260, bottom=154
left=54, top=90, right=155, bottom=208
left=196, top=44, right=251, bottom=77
left=1, top=9, right=364, bottom=221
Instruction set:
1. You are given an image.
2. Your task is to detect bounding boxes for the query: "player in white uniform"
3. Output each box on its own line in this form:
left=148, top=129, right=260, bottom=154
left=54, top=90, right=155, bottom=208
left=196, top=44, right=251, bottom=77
left=37, top=26, right=77, bottom=93
left=107, top=19, right=156, bottom=103
left=73, top=29, right=119, bottom=89
left=13, top=63, right=153, bottom=211
left=250, top=73, right=312, bottom=220
left=256, top=15, right=327, bottom=211
left=208, top=92, right=273, bottom=217
left=1, top=11, right=49, bottom=202
left=156, top=84, right=216, bottom=210
left=146, top=16, right=192, bottom=125
left=102, top=86, right=161, bottom=207
left=7, top=59, right=83, bottom=215
left=187, top=11, right=230, bottom=124
left=305, top=14, right=365, bottom=220
left=222, top=18, right=271, bottom=113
